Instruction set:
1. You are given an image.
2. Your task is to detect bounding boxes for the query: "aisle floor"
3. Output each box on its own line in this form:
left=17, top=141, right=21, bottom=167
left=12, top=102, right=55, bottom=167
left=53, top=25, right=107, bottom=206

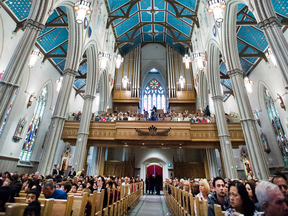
left=127, top=194, right=171, bottom=216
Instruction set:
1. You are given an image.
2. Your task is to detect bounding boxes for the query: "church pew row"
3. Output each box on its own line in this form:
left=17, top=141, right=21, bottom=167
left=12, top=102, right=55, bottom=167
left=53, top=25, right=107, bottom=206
left=164, top=184, right=208, bottom=216
left=3, top=183, right=143, bottom=216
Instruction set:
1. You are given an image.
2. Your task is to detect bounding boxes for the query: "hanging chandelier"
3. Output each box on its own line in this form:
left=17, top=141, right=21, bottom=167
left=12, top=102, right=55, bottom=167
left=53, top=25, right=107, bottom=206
left=207, top=0, right=226, bottom=23
left=266, top=47, right=278, bottom=68
left=244, top=77, right=253, bottom=94
left=28, top=49, right=41, bottom=68
left=122, top=76, right=129, bottom=89
left=179, top=76, right=185, bottom=89
left=114, top=54, right=123, bottom=69
left=182, top=54, right=191, bottom=69
left=98, top=52, right=111, bottom=71
left=74, top=0, right=92, bottom=24
left=192, top=52, right=206, bottom=71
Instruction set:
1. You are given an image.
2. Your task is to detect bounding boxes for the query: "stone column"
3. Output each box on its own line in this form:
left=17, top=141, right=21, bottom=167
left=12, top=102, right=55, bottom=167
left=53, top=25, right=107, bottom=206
left=93, top=147, right=106, bottom=176
left=222, top=3, right=270, bottom=180
left=38, top=7, right=83, bottom=175
left=218, top=149, right=226, bottom=178
left=0, top=0, right=52, bottom=127
left=212, top=95, right=238, bottom=179
left=206, top=149, right=218, bottom=178
left=208, top=44, right=238, bottom=179
left=251, top=0, right=288, bottom=87
left=73, top=94, right=95, bottom=171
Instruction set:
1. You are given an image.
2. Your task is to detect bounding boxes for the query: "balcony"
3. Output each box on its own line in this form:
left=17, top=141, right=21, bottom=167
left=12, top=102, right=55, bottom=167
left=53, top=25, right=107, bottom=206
left=61, top=121, right=245, bottom=149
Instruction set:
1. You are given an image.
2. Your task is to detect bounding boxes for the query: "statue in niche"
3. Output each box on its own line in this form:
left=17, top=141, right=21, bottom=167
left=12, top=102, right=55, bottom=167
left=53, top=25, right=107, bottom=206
left=245, top=160, right=253, bottom=180
left=261, top=132, right=271, bottom=153
left=277, top=93, right=286, bottom=111
left=27, top=92, right=36, bottom=109
left=0, top=70, right=4, bottom=80
left=254, top=110, right=261, bottom=127
left=13, top=116, right=27, bottom=141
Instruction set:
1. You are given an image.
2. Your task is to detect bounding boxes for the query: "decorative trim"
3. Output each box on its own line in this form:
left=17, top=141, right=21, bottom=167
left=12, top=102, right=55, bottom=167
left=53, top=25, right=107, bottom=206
left=211, top=95, right=223, bottom=101
left=227, top=68, right=244, bottom=77
left=24, top=19, right=45, bottom=31
left=0, top=80, right=20, bottom=87
left=0, top=155, right=20, bottom=161
left=84, top=94, right=96, bottom=100
left=258, top=17, right=281, bottom=29
left=63, top=68, right=78, bottom=76
left=135, top=125, right=171, bottom=136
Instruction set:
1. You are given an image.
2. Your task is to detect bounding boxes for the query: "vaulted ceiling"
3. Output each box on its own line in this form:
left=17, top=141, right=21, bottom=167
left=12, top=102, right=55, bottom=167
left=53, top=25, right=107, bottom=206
left=105, top=0, right=199, bottom=55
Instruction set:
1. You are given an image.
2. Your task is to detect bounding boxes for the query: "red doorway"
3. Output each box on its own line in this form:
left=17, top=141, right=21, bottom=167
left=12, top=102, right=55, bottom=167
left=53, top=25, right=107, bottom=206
left=147, top=164, right=163, bottom=190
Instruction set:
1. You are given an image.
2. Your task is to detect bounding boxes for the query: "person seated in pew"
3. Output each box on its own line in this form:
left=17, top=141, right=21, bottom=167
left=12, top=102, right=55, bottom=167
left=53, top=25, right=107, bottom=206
left=60, top=181, right=72, bottom=194
left=26, top=188, right=40, bottom=204
left=82, top=188, right=92, bottom=216
left=23, top=201, right=41, bottom=216
left=97, top=175, right=108, bottom=209
left=42, top=180, right=67, bottom=200
left=196, top=179, right=210, bottom=200
left=0, top=185, right=11, bottom=212
left=78, top=183, right=85, bottom=191
left=107, top=182, right=118, bottom=205
left=208, top=177, right=230, bottom=216
left=70, top=183, right=78, bottom=193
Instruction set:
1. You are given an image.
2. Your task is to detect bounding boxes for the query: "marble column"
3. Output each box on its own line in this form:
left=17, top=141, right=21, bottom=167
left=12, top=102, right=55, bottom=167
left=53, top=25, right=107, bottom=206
left=73, top=95, right=95, bottom=171
left=38, top=7, right=83, bottom=175
left=206, top=149, right=218, bottom=178
left=208, top=44, right=238, bottom=179
left=251, top=0, right=288, bottom=87
left=0, top=0, right=52, bottom=128
left=223, top=3, right=270, bottom=180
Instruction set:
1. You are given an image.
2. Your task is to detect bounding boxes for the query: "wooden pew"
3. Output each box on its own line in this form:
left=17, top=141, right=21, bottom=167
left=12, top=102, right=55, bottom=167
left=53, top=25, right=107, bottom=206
left=93, top=190, right=104, bottom=216
left=71, top=192, right=88, bottom=216
left=51, top=195, right=74, bottom=216
left=214, top=204, right=225, bottom=216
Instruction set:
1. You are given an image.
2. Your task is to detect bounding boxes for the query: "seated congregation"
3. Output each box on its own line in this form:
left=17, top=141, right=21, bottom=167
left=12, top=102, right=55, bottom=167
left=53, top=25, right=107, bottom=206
left=0, top=170, right=143, bottom=216
left=164, top=174, right=288, bottom=216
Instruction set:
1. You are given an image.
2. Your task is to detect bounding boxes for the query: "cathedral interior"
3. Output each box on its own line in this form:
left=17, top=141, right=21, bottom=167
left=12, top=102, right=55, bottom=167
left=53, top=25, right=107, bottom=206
left=0, top=0, right=288, bottom=183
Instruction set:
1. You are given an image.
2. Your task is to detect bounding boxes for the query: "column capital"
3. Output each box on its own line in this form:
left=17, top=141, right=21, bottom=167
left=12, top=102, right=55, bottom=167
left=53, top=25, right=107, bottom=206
left=63, top=68, right=78, bottom=76
left=84, top=94, right=96, bottom=100
left=24, top=19, right=45, bottom=31
left=227, top=68, right=244, bottom=77
left=211, top=95, right=223, bottom=101
left=258, top=17, right=281, bottom=29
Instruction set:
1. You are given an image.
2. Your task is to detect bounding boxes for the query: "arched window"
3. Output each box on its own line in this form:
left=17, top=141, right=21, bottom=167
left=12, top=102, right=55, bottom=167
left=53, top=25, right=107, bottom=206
left=264, top=87, right=288, bottom=167
left=144, top=79, right=165, bottom=112
left=19, top=87, right=48, bottom=161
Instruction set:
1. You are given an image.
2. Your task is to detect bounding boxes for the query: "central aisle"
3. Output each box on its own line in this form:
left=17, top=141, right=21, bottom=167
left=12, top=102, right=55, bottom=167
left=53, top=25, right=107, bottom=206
left=128, top=194, right=171, bottom=216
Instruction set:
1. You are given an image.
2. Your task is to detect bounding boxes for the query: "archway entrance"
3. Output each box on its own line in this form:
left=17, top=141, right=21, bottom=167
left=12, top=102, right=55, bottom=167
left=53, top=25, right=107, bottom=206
left=146, top=163, right=163, bottom=192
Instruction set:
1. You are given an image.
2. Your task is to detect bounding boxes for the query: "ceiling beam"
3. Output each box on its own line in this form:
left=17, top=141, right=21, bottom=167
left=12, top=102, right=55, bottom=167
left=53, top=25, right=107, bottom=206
left=45, top=23, right=68, bottom=28
left=220, top=74, right=230, bottom=79
left=42, top=40, right=68, bottom=62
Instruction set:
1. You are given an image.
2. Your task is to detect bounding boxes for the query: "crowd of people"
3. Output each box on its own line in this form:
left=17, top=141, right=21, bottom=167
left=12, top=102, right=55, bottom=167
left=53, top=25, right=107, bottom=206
left=0, top=168, right=143, bottom=216
left=67, top=105, right=229, bottom=123
left=164, top=172, right=288, bottom=216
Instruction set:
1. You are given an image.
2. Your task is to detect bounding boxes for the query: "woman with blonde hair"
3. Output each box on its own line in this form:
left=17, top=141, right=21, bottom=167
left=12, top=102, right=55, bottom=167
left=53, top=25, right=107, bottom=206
left=196, top=179, right=210, bottom=200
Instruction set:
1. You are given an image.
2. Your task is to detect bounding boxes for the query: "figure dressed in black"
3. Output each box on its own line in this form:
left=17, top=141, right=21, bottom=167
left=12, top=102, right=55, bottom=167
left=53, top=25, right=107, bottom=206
left=150, top=106, right=157, bottom=121
left=155, top=173, right=162, bottom=195
left=145, top=174, right=149, bottom=194
left=149, top=174, right=155, bottom=194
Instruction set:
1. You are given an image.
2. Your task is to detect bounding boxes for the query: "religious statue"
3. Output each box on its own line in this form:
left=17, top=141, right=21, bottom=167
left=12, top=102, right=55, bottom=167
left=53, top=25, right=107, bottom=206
left=261, top=132, right=271, bottom=153
left=27, top=92, right=36, bottom=109
left=56, top=77, right=63, bottom=92
left=277, top=93, right=286, bottom=111
left=13, top=116, right=27, bottom=141
left=254, top=110, right=261, bottom=127
left=0, top=70, right=4, bottom=80
left=245, top=160, right=253, bottom=180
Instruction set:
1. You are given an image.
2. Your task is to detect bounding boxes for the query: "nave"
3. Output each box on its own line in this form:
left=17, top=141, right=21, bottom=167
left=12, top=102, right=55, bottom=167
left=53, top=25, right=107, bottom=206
left=127, top=194, right=170, bottom=216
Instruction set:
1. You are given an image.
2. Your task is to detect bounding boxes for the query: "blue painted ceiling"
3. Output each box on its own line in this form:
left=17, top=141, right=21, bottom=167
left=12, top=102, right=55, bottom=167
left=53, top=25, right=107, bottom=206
left=107, top=0, right=198, bottom=55
left=5, top=0, right=86, bottom=93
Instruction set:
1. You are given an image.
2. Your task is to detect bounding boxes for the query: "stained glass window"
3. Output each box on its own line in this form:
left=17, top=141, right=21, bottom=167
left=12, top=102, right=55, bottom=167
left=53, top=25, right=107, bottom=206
left=0, top=89, right=18, bottom=136
left=143, top=79, right=165, bottom=112
left=19, top=87, right=48, bottom=161
left=264, top=87, right=288, bottom=167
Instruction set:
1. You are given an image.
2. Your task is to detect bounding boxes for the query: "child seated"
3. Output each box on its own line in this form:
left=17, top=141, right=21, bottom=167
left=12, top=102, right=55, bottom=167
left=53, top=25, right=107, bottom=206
left=23, top=201, right=41, bottom=216
left=26, top=189, right=40, bottom=204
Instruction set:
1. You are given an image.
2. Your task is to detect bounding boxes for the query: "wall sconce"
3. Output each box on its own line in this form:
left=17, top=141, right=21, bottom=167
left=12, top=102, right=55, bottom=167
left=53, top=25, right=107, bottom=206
left=207, top=0, right=226, bottom=23
left=28, top=49, right=41, bottom=68
left=192, top=51, right=206, bottom=71
left=74, top=0, right=92, bottom=24
left=182, top=54, right=191, bottom=69
left=122, top=76, right=129, bottom=89
left=98, top=52, right=111, bottom=71
left=114, top=54, right=123, bottom=69
left=266, top=47, right=278, bottom=68
left=179, top=76, right=185, bottom=89
left=244, top=77, right=253, bottom=94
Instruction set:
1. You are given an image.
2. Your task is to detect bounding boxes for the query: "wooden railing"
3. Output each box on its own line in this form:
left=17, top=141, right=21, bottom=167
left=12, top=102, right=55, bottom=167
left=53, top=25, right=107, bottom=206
left=0, top=182, right=143, bottom=216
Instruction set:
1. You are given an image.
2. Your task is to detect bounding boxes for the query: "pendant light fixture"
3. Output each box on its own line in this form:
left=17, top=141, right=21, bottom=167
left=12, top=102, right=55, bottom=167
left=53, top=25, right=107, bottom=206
left=74, top=0, right=92, bottom=24
left=98, top=52, right=111, bottom=71
left=114, top=54, right=123, bottom=69
left=182, top=54, right=191, bottom=69
left=28, top=49, right=41, bottom=68
left=192, top=51, right=206, bottom=71
left=207, top=0, right=226, bottom=23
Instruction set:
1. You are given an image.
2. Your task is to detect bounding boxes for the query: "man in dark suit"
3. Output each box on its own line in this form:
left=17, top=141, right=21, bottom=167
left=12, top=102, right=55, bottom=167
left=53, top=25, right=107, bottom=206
left=155, top=173, right=162, bottom=195
left=68, top=167, right=76, bottom=177
left=52, top=164, right=60, bottom=176
left=149, top=174, right=155, bottom=194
